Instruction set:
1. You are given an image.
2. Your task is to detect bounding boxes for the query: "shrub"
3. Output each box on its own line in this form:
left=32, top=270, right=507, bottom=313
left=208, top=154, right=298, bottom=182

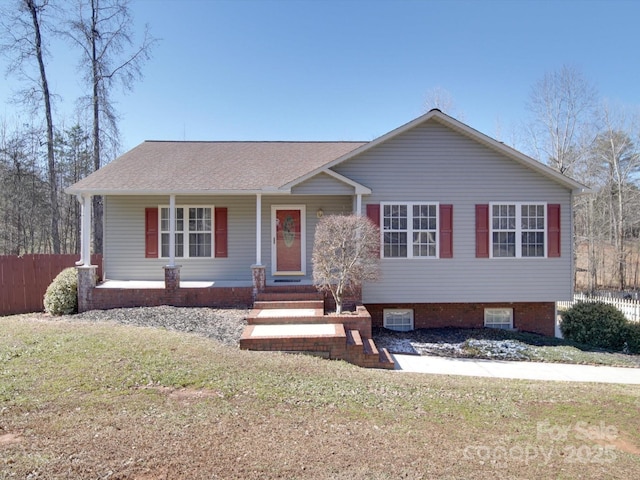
left=624, top=322, right=640, bottom=354
left=44, top=267, right=78, bottom=316
left=560, top=302, right=628, bottom=351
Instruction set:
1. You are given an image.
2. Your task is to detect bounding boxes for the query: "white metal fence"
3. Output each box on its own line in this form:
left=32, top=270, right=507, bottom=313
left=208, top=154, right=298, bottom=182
left=557, top=293, right=640, bottom=323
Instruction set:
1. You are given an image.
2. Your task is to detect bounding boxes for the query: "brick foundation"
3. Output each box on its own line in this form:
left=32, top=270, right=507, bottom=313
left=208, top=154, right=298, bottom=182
left=163, top=265, right=181, bottom=291
left=366, top=302, right=556, bottom=337
left=84, top=286, right=253, bottom=311
left=77, top=265, right=98, bottom=313
left=251, top=264, right=266, bottom=298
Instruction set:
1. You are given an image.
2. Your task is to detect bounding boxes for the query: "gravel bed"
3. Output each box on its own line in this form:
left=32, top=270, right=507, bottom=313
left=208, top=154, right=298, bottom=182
left=70, top=306, right=249, bottom=346
left=373, top=327, right=551, bottom=361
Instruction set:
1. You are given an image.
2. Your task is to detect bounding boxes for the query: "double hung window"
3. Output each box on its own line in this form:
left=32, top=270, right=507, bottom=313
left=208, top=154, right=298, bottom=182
left=382, top=203, right=438, bottom=258
left=160, top=206, right=213, bottom=258
left=491, top=203, right=545, bottom=258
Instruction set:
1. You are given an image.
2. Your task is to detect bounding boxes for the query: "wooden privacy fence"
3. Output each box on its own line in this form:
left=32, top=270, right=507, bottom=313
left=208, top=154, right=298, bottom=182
left=0, top=254, right=102, bottom=316
left=557, top=293, right=640, bottom=323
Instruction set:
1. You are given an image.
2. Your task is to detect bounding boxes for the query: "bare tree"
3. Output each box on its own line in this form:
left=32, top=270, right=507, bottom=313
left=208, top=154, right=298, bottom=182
left=589, top=104, right=640, bottom=290
left=1, top=0, right=61, bottom=253
left=312, top=214, right=380, bottom=314
left=525, top=65, right=598, bottom=176
left=424, top=86, right=465, bottom=120
left=62, top=0, right=156, bottom=253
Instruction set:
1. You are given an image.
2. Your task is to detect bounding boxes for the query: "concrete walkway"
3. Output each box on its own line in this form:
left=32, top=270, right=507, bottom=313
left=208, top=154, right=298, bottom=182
left=392, top=354, right=640, bottom=384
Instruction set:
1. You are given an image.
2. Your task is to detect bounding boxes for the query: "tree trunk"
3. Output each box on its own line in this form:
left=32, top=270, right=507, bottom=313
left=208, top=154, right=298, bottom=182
left=26, top=0, right=60, bottom=253
left=91, top=0, right=103, bottom=254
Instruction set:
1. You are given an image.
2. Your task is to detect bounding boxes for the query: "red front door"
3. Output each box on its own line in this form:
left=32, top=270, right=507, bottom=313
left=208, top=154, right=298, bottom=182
left=274, top=208, right=303, bottom=274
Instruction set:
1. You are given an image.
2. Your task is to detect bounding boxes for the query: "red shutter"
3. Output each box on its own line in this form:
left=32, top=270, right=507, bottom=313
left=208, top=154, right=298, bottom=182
left=547, top=204, right=561, bottom=258
left=366, top=204, right=380, bottom=228
left=214, top=207, right=228, bottom=258
left=439, top=204, right=453, bottom=258
left=476, top=204, right=489, bottom=258
left=366, top=204, right=381, bottom=257
left=145, top=207, right=159, bottom=258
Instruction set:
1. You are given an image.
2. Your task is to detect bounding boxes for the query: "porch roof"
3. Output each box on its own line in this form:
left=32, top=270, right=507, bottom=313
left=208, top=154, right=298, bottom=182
left=66, top=141, right=366, bottom=196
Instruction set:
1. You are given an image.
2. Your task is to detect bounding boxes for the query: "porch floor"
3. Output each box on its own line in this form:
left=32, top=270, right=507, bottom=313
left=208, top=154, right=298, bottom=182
left=96, top=279, right=251, bottom=289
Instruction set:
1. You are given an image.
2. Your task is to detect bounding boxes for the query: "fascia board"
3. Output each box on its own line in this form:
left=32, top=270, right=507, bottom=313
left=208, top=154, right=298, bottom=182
left=282, top=168, right=372, bottom=194
left=64, top=187, right=292, bottom=196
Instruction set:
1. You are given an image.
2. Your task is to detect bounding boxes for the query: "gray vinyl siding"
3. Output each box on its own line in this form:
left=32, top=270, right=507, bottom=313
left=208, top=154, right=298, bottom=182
left=332, top=119, right=573, bottom=303
left=104, top=194, right=353, bottom=283
left=104, top=195, right=256, bottom=281
left=291, top=172, right=355, bottom=195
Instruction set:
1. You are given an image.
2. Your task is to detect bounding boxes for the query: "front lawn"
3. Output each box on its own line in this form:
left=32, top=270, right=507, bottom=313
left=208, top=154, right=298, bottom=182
left=1, top=314, right=639, bottom=479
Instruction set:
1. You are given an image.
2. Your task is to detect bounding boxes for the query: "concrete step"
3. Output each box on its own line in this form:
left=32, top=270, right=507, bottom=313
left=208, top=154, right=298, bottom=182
left=254, top=300, right=324, bottom=310
left=346, top=329, right=363, bottom=347
left=240, top=323, right=347, bottom=359
left=257, top=290, right=323, bottom=302
left=247, top=308, right=326, bottom=325
left=378, top=348, right=395, bottom=369
left=363, top=338, right=379, bottom=356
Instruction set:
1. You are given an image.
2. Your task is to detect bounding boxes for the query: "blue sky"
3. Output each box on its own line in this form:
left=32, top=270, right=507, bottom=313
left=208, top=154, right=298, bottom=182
left=1, top=0, right=639, bottom=154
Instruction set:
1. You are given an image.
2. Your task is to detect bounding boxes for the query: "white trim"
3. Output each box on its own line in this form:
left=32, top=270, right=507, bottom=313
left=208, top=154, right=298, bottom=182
left=168, top=195, right=176, bottom=266
left=158, top=205, right=215, bottom=259
left=78, top=194, right=92, bottom=266
left=484, top=308, right=514, bottom=329
left=489, top=202, right=547, bottom=259
left=383, top=309, right=414, bottom=331
left=255, top=194, right=262, bottom=265
left=380, top=202, right=440, bottom=259
left=271, top=205, right=306, bottom=276
left=283, top=168, right=372, bottom=194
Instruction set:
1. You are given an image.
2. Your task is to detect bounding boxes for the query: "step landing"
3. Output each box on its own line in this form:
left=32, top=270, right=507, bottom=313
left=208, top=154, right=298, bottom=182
left=242, top=298, right=394, bottom=369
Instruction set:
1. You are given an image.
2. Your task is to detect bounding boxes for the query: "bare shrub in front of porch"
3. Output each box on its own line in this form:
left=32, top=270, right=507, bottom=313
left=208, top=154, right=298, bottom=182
left=312, top=214, right=379, bottom=314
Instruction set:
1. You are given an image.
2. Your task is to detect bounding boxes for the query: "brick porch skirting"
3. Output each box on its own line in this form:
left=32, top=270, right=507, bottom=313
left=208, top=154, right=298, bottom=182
left=84, top=286, right=254, bottom=311
left=366, top=302, right=556, bottom=337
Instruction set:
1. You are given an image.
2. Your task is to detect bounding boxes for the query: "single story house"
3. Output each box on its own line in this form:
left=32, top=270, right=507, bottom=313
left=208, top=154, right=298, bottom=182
left=66, top=109, right=587, bottom=336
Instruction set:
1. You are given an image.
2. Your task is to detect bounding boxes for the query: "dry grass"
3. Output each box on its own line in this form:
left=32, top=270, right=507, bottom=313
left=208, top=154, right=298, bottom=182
left=1, top=314, right=640, bottom=479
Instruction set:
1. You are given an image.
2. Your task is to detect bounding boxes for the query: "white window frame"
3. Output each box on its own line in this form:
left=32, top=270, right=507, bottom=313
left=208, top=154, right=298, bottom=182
left=159, top=205, right=214, bottom=259
left=383, top=309, right=414, bottom=332
left=484, top=308, right=514, bottom=330
left=489, top=202, right=547, bottom=259
left=381, top=202, right=439, bottom=259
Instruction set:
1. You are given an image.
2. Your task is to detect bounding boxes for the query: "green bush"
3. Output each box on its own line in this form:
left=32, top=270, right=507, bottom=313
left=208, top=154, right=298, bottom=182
left=560, top=301, right=627, bottom=351
left=44, top=267, right=78, bottom=316
left=624, top=322, right=640, bottom=354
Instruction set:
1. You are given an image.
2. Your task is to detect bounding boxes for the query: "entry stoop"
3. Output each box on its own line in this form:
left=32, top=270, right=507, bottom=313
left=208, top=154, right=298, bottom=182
left=241, top=291, right=394, bottom=369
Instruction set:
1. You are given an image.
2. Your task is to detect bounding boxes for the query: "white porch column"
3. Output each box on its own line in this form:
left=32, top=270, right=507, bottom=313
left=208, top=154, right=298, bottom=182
left=78, top=194, right=92, bottom=266
left=169, top=194, right=176, bottom=266
left=356, top=193, right=362, bottom=216
left=255, top=193, right=262, bottom=265
left=75, top=195, right=85, bottom=265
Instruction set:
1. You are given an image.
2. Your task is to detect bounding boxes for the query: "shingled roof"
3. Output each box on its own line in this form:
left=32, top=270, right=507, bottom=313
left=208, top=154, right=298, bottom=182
left=66, top=141, right=365, bottom=195
left=66, top=110, right=589, bottom=196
